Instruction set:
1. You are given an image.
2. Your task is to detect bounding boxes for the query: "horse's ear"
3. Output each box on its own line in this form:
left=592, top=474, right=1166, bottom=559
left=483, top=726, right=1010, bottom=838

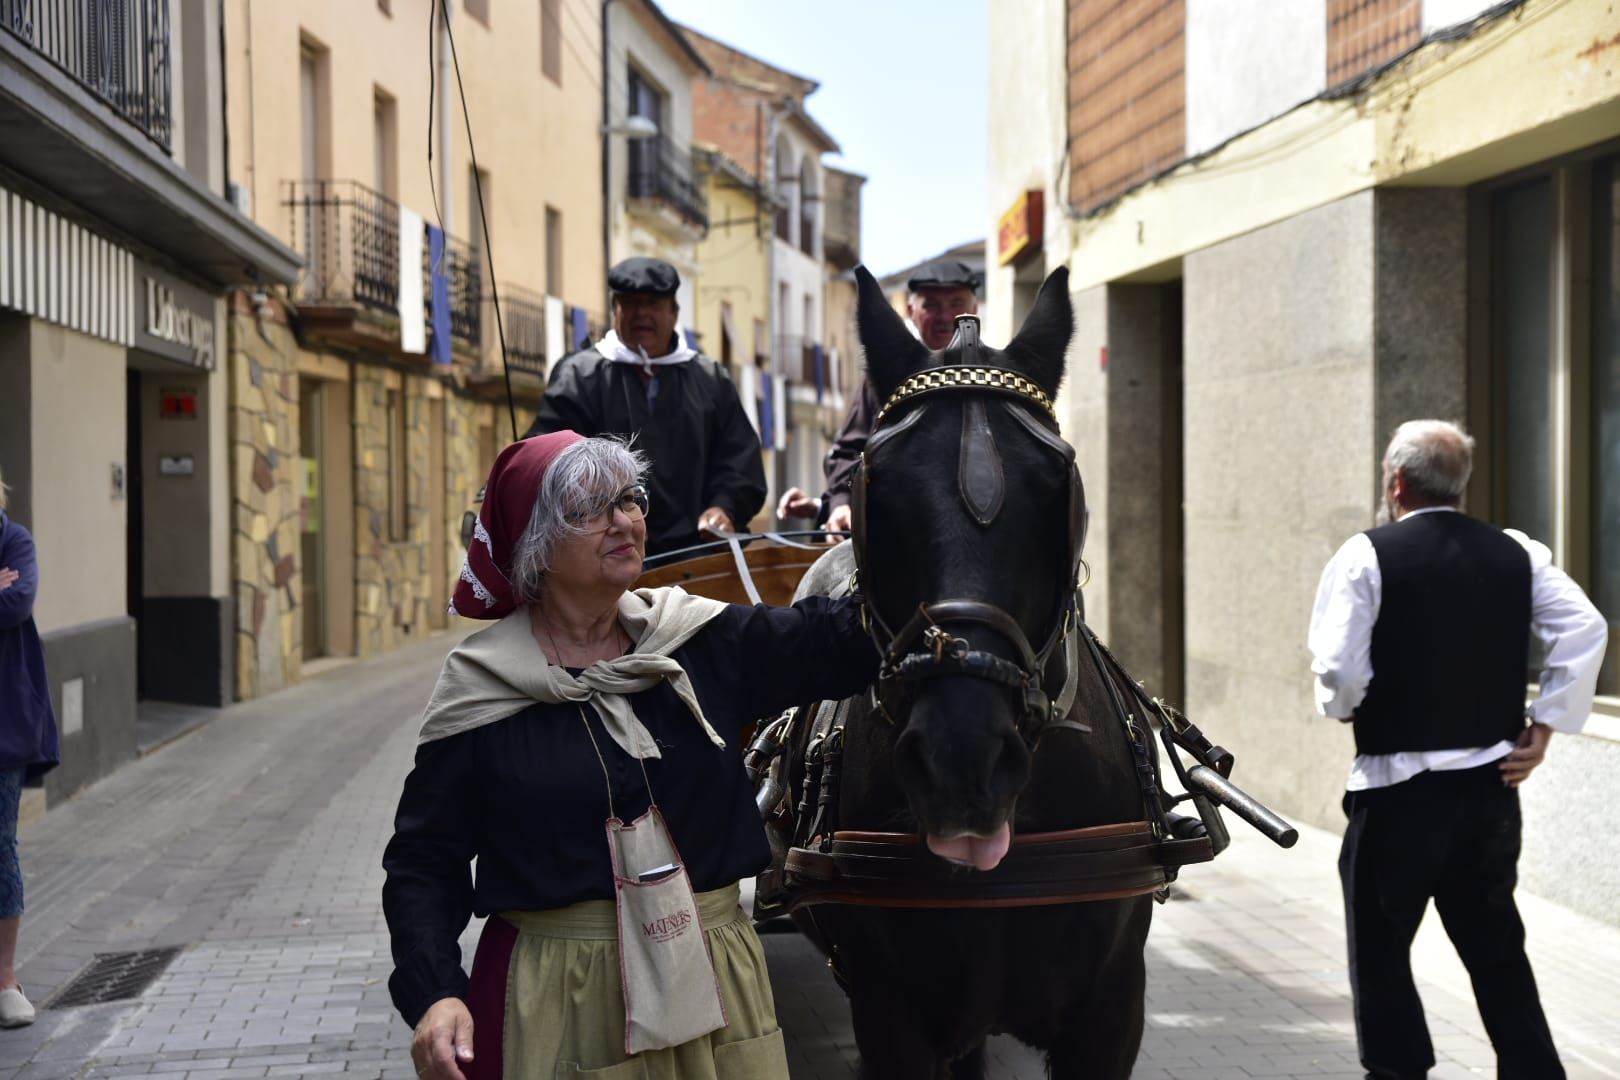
left=856, top=264, right=928, bottom=400
left=1004, top=266, right=1072, bottom=396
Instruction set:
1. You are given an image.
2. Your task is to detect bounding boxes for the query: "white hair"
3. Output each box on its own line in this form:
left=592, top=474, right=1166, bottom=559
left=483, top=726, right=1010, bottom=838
left=508, top=436, right=647, bottom=604
left=1384, top=419, right=1474, bottom=504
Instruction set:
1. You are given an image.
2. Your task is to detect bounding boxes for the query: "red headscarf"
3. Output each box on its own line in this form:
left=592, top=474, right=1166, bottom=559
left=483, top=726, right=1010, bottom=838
left=451, top=430, right=585, bottom=620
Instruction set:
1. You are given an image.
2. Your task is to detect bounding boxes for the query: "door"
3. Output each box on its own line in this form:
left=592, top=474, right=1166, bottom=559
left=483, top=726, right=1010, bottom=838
left=299, top=377, right=326, bottom=659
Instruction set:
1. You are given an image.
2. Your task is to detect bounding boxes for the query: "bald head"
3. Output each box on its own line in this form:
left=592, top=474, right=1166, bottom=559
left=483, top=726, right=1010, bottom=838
left=1383, top=420, right=1474, bottom=516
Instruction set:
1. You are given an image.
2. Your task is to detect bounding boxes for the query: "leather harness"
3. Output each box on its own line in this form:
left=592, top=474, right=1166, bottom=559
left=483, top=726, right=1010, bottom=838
left=750, top=317, right=1220, bottom=915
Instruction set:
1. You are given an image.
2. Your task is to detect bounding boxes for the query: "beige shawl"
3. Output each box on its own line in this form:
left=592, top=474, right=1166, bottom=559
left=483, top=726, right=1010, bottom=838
left=417, top=586, right=729, bottom=759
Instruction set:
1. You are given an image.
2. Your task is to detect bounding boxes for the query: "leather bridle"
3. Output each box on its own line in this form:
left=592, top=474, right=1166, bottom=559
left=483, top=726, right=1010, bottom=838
left=848, top=319, right=1090, bottom=746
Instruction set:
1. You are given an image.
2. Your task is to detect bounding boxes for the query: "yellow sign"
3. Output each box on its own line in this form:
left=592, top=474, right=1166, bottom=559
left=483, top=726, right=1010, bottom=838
left=997, top=190, right=1044, bottom=267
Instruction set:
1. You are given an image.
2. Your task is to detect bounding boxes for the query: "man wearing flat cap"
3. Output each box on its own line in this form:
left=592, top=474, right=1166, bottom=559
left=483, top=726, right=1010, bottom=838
left=777, top=257, right=980, bottom=530
left=525, top=256, right=767, bottom=555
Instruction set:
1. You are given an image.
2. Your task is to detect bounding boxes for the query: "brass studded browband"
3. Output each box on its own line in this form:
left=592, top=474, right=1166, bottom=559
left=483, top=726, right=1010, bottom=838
left=874, top=366, right=1055, bottom=427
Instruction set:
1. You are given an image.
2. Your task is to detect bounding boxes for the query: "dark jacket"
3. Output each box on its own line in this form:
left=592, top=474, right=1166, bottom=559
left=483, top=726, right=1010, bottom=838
left=819, top=377, right=879, bottom=522
left=0, top=512, right=60, bottom=779
left=526, top=346, right=767, bottom=555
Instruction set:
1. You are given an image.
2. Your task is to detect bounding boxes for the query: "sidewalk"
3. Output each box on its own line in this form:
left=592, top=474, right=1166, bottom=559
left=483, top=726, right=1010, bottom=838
left=4, top=631, right=1617, bottom=1078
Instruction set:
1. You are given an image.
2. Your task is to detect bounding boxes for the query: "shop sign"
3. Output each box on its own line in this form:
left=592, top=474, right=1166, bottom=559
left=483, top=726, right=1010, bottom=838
left=996, top=190, right=1044, bottom=267
left=136, top=263, right=217, bottom=370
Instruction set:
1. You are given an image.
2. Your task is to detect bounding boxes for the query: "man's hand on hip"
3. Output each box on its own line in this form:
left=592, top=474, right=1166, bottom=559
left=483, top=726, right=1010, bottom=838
left=1499, top=722, right=1554, bottom=788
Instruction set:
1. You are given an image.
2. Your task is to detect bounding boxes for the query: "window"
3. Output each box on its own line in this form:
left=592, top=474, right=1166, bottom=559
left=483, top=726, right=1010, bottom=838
left=1592, top=157, right=1620, bottom=696
left=1477, top=146, right=1620, bottom=697
left=799, top=158, right=817, bottom=257
left=373, top=88, right=398, bottom=198
left=627, top=67, right=665, bottom=197
left=774, top=136, right=794, bottom=243
left=540, top=0, right=561, bottom=84
left=298, top=43, right=329, bottom=181
left=545, top=207, right=563, bottom=296
left=387, top=388, right=408, bottom=542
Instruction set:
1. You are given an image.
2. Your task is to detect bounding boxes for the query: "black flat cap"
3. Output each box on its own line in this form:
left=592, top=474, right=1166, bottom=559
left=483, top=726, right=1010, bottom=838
left=907, top=258, right=979, bottom=293
left=608, top=257, right=680, bottom=297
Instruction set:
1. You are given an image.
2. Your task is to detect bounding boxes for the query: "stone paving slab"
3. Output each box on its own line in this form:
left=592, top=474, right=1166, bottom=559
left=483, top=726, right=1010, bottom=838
left=3, top=629, right=1616, bottom=1078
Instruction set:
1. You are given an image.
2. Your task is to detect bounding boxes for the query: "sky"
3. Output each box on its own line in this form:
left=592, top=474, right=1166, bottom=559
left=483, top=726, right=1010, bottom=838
left=654, top=0, right=988, bottom=277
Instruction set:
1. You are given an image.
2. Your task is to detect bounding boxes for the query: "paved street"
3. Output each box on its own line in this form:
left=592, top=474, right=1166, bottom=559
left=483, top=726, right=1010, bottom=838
left=6, top=631, right=1619, bottom=1079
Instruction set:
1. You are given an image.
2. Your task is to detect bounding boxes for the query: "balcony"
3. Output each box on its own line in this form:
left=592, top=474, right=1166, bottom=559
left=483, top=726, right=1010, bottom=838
left=627, top=135, right=708, bottom=232
left=775, top=335, right=828, bottom=394
left=284, top=179, right=481, bottom=355
left=491, top=284, right=547, bottom=376
left=2, top=0, right=171, bottom=148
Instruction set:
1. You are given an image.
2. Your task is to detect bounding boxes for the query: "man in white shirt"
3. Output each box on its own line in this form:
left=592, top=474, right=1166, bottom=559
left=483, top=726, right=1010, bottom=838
left=1309, top=419, right=1607, bottom=1080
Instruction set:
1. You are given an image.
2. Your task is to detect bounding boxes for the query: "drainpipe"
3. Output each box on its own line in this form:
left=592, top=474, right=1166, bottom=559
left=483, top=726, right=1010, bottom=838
left=439, top=0, right=454, bottom=231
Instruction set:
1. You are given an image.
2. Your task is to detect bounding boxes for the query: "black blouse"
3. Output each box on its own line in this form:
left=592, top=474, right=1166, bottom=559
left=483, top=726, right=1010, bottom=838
left=382, top=595, right=876, bottom=1026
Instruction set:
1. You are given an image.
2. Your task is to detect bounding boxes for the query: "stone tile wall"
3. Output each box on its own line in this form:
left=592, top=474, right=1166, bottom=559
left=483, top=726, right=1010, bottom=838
left=353, top=368, right=430, bottom=656
left=227, top=300, right=302, bottom=700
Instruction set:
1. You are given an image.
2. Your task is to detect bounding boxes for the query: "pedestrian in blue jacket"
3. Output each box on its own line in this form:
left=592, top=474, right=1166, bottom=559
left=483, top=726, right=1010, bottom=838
left=0, top=467, right=59, bottom=1029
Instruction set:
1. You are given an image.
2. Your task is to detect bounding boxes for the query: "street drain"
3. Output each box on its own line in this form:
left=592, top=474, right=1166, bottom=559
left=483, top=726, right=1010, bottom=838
left=46, top=947, right=184, bottom=1008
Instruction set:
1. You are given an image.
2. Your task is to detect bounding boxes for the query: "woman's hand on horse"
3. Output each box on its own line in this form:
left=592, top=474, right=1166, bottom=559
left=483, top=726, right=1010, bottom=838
left=411, top=998, right=474, bottom=1079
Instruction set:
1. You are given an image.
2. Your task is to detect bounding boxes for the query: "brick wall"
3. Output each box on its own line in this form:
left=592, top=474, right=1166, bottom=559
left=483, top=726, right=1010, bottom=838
left=693, top=78, right=767, bottom=183
left=1067, top=0, right=1187, bottom=214
left=1326, top=0, right=1421, bottom=86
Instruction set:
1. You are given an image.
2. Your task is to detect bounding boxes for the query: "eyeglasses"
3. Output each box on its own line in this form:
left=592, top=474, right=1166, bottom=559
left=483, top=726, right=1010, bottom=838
left=564, top=484, right=649, bottom=529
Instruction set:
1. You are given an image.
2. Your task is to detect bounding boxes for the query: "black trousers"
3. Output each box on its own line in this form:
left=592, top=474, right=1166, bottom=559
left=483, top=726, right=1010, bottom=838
left=1339, top=764, right=1563, bottom=1080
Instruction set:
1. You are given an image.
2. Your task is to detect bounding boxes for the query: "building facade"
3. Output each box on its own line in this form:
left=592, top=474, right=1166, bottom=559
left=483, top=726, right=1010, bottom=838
left=990, top=0, right=1620, bottom=922
left=2, top=0, right=299, bottom=802
left=222, top=0, right=606, bottom=698
left=685, top=26, right=843, bottom=506
left=607, top=0, right=709, bottom=325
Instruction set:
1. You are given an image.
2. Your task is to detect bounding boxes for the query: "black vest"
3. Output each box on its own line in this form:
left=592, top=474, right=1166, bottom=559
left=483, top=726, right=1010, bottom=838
left=1354, top=511, right=1531, bottom=755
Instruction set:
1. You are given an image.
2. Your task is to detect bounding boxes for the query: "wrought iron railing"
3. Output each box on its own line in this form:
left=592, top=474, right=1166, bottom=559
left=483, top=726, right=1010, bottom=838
left=283, top=180, right=481, bottom=350
left=2, top=0, right=172, bottom=149
left=627, top=135, right=708, bottom=230
left=494, top=285, right=546, bottom=375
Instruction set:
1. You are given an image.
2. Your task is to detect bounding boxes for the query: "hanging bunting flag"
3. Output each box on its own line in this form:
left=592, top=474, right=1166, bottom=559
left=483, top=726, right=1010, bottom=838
left=399, top=207, right=426, bottom=354
left=427, top=224, right=452, bottom=366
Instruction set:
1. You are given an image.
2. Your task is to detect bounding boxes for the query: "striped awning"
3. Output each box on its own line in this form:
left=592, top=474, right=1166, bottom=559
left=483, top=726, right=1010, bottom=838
left=0, top=184, right=136, bottom=348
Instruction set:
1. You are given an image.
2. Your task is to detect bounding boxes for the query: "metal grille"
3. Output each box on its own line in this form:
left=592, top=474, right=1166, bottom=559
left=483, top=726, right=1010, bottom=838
left=46, top=947, right=183, bottom=1008
left=283, top=179, right=482, bottom=350
left=1, top=0, right=173, bottom=149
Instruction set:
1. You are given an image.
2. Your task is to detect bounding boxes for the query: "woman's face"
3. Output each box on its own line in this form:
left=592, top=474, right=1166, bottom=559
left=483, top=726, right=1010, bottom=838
left=548, top=484, right=648, bottom=594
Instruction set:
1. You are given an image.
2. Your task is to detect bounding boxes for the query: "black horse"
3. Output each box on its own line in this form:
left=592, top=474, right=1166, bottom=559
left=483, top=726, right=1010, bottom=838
left=778, top=265, right=1162, bottom=1079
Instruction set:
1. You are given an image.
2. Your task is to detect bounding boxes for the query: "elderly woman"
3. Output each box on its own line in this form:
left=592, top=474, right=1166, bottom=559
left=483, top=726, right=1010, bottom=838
left=383, top=432, right=874, bottom=1080
left=0, top=466, right=59, bottom=1030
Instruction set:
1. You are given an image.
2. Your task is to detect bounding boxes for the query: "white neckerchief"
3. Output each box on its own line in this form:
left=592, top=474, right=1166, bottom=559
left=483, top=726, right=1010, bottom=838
left=596, top=329, right=697, bottom=370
